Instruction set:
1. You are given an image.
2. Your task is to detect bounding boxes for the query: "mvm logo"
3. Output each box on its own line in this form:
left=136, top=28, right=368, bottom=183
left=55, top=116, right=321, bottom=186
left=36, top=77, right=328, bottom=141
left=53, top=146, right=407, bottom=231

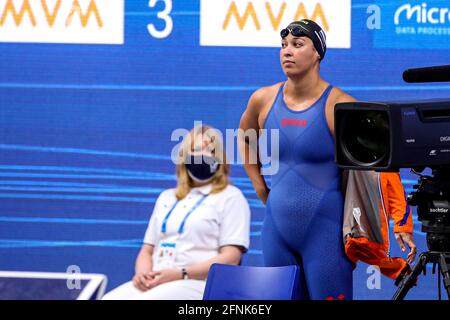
left=200, top=0, right=351, bottom=48
left=0, top=0, right=124, bottom=44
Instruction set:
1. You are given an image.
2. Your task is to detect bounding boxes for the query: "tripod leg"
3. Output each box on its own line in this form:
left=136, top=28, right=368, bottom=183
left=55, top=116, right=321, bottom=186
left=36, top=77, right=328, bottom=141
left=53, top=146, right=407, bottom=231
left=392, top=253, right=428, bottom=300
left=438, top=254, right=450, bottom=300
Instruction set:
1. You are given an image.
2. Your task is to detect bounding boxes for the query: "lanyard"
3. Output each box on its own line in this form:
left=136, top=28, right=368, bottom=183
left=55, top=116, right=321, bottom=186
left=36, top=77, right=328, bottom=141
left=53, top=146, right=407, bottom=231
left=161, top=194, right=208, bottom=234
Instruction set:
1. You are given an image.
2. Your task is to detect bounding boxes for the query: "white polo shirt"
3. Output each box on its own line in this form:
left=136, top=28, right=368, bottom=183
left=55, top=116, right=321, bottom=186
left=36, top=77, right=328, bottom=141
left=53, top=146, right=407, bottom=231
left=143, top=183, right=251, bottom=272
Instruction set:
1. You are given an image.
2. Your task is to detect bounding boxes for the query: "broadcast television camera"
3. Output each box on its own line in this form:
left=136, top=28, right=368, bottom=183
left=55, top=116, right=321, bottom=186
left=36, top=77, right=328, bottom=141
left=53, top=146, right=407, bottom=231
left=334, top=65, right=450, bottom=300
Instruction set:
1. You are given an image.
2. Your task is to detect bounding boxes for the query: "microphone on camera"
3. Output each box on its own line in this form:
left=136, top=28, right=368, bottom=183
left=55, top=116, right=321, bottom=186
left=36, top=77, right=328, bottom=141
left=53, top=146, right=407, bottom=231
left=403, top=65, right=450, bottom=83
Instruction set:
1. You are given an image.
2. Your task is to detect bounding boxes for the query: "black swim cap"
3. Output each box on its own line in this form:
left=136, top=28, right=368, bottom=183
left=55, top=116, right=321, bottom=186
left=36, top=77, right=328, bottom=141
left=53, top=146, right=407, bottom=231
left=280, top=19, right=327, bottom=61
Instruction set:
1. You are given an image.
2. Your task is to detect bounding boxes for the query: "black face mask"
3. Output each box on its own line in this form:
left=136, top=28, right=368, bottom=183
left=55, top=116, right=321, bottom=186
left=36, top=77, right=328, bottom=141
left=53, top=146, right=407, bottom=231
left=185, top=155, right=219, bottom=182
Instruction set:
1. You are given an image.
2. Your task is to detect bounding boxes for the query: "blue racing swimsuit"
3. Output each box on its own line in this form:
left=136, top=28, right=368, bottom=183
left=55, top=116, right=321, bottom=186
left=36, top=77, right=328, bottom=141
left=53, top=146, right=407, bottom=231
left=262, top=83, right=353, bottom=300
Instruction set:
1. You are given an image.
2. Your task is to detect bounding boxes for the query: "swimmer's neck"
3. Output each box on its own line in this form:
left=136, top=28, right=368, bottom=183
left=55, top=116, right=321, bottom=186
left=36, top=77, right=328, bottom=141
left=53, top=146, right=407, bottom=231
left=285, top=72, right=327, bottom=100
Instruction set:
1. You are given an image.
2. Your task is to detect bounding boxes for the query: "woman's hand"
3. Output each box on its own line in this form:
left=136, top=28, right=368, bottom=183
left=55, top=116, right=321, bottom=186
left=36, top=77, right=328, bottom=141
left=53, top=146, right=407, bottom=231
left=132, top=244, right=155, bottom=291
left=255, top=185, right=270, bottom=204
left=144, top=269, right=182, bottom=289
left=132, top=271, right=157, bottom=291
left=134, top=267, right=181, bottom=292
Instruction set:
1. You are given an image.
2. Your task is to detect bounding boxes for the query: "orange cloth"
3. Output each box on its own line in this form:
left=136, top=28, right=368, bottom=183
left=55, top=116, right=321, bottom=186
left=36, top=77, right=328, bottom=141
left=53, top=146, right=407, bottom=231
left=344, top=172, right=413, bottom=279
left=380, top=172, right=413, bottom=234
left=345, top=237, right=409, bottom=279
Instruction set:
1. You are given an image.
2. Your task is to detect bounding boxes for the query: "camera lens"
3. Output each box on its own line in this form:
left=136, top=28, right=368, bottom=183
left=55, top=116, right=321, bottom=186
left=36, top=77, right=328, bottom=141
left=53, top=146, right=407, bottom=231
left=341, top=110, right=390, bottom=167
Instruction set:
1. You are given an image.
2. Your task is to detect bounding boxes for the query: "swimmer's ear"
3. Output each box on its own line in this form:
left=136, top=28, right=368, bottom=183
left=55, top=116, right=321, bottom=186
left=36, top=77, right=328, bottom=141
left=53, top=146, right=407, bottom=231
left=313, top=48, right=320, bottom=61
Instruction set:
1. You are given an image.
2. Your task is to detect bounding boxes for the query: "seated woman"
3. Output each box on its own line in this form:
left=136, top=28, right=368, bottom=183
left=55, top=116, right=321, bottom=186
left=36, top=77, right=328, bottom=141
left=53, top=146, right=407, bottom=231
left=103, top=125, right=251, bottom=300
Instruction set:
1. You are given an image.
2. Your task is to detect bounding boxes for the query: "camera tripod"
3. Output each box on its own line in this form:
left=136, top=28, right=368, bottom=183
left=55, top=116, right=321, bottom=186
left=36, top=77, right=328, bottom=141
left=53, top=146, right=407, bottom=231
left=392, top=251, right=450, bottom=300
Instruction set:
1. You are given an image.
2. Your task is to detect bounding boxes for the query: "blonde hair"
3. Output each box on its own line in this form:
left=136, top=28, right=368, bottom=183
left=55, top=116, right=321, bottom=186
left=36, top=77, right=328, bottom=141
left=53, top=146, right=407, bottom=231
left=175, top=124, right=229, bottom=200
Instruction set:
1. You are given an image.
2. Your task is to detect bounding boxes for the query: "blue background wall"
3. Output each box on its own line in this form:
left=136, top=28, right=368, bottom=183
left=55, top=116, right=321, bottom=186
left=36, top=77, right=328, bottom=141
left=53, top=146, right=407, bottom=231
left=1, top=0, right=450, bottom=299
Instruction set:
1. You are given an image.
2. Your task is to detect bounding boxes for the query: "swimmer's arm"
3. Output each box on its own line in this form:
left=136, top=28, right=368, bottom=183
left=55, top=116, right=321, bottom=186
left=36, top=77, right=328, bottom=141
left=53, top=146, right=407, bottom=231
left=327, top=89, right=357, bottom=195
left=238, top=89, right=270, bottom=204
left=326, top=89, right=357, bottom=138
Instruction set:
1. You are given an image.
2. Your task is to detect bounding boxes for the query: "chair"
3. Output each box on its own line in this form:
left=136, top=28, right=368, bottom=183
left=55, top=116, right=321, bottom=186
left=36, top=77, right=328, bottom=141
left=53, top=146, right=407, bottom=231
left=203, top=264, right=299, bottom=300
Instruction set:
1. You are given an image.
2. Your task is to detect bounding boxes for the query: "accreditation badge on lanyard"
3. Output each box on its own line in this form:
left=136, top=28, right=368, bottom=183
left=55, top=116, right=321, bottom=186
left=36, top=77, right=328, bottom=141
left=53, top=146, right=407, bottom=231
left=156, top=194, right=208, bottom=269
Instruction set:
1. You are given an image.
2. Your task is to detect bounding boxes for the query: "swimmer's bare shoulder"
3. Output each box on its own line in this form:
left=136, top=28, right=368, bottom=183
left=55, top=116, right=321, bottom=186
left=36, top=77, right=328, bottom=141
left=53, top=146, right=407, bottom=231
left=240, top=82, right=283, bottom=131
left=325, top=86, right=357, bottom=137
left=328, top=86, right=356, bottom=105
